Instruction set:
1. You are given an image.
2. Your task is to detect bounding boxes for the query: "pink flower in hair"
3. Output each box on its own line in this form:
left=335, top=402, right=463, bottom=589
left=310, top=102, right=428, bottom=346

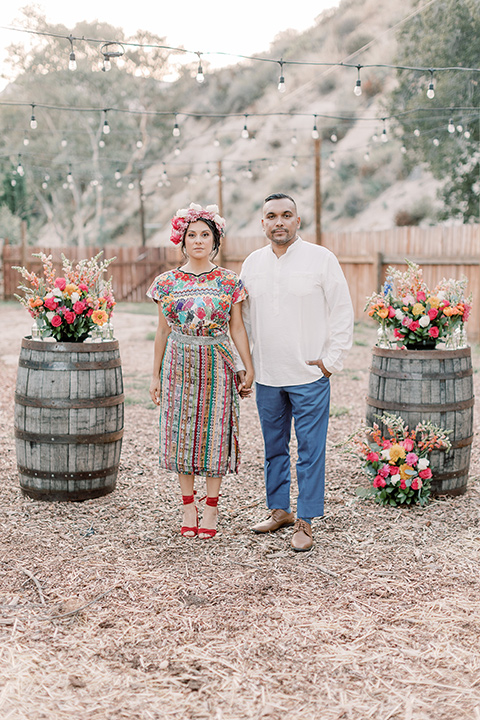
left=169, top=202, right=226, bottom=245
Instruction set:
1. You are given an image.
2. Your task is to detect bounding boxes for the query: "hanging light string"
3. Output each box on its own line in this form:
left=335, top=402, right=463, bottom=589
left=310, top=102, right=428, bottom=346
left=1, top=22, right=480, bottom=89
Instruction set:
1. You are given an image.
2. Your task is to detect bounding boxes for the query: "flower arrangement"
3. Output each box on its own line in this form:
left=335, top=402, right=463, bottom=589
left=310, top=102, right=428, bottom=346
left=13, top=252, right=116, bottom=342
left=365, top=260, right=472, bottom=348
left=352, top=412, right=451, bottom=507
left=170, top=202, right=226, bottom=245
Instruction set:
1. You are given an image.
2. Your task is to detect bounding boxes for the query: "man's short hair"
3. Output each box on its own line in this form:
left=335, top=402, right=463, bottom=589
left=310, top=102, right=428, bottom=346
left=264, top=193, right=297, bottom=211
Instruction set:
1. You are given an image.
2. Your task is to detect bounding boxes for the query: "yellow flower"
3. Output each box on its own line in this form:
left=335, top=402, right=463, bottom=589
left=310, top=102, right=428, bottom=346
left=65, top=283, right=78, bottom=295
left=389, top=444, right=406, bottom=464
left=399, top=463, right=414, bottom=480
left=427, top=296, right=440, bottom=309
left=412, top=302, right=425, bottom=316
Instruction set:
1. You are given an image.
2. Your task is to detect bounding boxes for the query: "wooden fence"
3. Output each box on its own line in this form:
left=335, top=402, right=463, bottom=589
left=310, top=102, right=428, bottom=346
left=3, top=223, right=480, bottom=340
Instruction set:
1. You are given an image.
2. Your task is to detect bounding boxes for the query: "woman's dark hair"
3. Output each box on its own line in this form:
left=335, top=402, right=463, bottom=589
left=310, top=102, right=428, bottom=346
left=181, top=217, right=221, bottom=259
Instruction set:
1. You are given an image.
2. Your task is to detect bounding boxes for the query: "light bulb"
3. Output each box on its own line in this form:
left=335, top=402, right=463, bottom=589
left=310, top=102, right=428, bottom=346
left=136, top=139, right=143, bottom=148
left=448, top=119, right=455, bottom=133
left=174, top=146, right=181, bottom=156
left=433, top=138, right=440, bottom=146
left=456, top=124, right=463, bottom=133
left=128, top=182, right=134, bottom=190
left=427, top=82, right=435, bottom=99
left=61, top=138, right=68, bottom=147
left=99, top=139, right=105, bottom=148
left=330, top=133, right=337, bottom=143
left=11, top=179, right=16, bottom=187
left=381, top=129, right=388, bottom=143
left=103, top=59, right=112, bottom=72
left=372, top=133, right=378, bottom=143
left=464, top=130, right=471, bottom=139
left=42, top=181, right=48, bottom=189
left=241, top=126, right=249, bottom=139
left=291, top=135, right=297, bottom=145
left=116, top=180, right=122, bottom=187
left=103, top=120, right=110, bottom=135
left=328, top=158, right=335, bottom=169
left=401, top=145, right=407, bottom=154
left=62, top=182, right=68, bottom=189
left=69, top=52, right=77, bottom=71
left=44, top=174, right=50, bottom=181
left=67, top=173, right=73, bottom=183
left=23, top=137, right=29, bottom=146
left=196, top=64, right=205, bottom=84
left=312, top=126, right=319, bottom=140
left=30, top=116, right=37, bottom=130
left=213, top=137, right=220, bottom=147
left=364, top=151, right=370, bottom=161
left=17, top=163, right=24, bottom=177
left=414, top=128, right=420, bottom=137
left=354, top=79, right=362, bottom=96
left=278, top=76, right=285, bottom=93
left=172, top=123, right=180, bottom=137
left=114, top=170, right=121, bottom=180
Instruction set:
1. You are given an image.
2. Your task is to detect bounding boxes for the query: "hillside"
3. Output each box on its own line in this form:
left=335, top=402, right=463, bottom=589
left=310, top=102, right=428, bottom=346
left=1, top=0, right=446, bottom=247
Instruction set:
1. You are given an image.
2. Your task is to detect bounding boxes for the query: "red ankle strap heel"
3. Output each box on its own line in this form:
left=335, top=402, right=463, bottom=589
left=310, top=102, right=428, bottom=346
left=198, top=496, right=219, bottom=539
left=181, top=495, right=197, bottom=537
left=206, top=496, right=219, bottom=507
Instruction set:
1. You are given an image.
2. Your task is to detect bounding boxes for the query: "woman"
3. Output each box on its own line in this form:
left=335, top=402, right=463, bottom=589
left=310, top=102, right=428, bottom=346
left=148, top=203, right=254, bottom=539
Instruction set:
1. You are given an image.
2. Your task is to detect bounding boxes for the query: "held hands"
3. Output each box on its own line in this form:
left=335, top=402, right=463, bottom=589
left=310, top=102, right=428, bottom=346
left=306, top=359, right=332, bottom=378
left=237, top=370, right=254, bottom=399
left=149, top=377, right=161, bottom=405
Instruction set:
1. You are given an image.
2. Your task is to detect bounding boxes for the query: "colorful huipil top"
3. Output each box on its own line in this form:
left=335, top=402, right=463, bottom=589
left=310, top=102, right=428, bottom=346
left=147, top=266, right=247, bottom=476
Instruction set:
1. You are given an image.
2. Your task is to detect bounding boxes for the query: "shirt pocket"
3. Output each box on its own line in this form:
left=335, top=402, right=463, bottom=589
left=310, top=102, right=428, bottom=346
left=287, top=272, right=316, bottom=297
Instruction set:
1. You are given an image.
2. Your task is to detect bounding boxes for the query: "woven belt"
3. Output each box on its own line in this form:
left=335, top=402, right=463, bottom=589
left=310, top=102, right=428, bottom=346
left=170, top=331, right=229, bottom=347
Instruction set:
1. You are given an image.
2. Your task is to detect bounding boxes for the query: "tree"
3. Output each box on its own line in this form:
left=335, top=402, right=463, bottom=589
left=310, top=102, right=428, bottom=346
left=389, top=0, right=480, bottom=222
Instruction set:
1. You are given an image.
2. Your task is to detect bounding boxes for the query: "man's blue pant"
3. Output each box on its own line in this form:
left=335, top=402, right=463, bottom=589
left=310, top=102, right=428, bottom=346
left=255, top=377, right=330, bottom=519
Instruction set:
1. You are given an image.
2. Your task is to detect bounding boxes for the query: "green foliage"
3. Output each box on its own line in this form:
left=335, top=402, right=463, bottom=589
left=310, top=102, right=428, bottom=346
left=390, top=0, right=480, bottom=222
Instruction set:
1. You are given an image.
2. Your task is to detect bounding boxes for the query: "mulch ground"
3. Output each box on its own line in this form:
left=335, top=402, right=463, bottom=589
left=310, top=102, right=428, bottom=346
left=1, top=303, right=479, bottom=720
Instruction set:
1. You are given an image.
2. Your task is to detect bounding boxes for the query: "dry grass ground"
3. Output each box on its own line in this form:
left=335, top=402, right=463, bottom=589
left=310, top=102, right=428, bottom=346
left=0, top=303, right=479, bottom=720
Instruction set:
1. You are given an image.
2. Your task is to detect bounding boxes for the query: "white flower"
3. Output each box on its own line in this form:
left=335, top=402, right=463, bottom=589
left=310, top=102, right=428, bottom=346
left=53, top=288, right=63, bottom=299
left=45, top=292, right=55, bottom=299
left=214, top=214, right=225, bottom=227
left=419, top=315, right=430, bottom=327
left=46, top=311, right=55, bottom=321
left=417, top=458, right=430, bottom=470
left=395, top=309, right=404, bottom=321
left=176, top=208, right=189, bottom=217
left=189, top=202, right=203, bottom=212
left=391, top=474, right=401, bottom=485
left=71, top=292, right=80, bottom=303
left=437, top=291, right=445, bottom=300
left=205, top=204, right=219, bottom=214
left=381, top=449, right=391, bottom=460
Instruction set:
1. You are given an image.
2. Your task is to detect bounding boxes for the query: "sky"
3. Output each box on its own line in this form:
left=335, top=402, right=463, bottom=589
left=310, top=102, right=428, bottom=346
left=0, top=0, right=340, bottom=88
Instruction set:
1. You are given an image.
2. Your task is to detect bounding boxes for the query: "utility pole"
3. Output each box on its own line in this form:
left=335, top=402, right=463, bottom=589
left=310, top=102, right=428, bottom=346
left=314, top=137, right=322, bottom=245
left=138, top=166, right=146, bottom=247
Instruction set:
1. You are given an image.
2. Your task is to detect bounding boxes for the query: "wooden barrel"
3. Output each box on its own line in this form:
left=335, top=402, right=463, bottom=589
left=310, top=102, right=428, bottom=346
left=366, top=347, right=474, bottom=496
left=14, top=338, right=124, bottom=501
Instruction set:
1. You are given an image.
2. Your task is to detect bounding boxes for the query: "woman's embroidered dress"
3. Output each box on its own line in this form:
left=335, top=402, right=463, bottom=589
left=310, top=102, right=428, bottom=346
left=147, top=266, right=247, bottom=476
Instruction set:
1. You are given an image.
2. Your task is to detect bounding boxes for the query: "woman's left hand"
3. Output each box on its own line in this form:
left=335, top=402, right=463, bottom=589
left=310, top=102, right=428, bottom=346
left=306, top=359, right=332, bottom=378
left=237, top=370, right=254, bottom=398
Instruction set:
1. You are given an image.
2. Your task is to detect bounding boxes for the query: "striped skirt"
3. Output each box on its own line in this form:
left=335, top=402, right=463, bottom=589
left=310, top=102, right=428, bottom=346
left=158, top=332, right=240, bottom=476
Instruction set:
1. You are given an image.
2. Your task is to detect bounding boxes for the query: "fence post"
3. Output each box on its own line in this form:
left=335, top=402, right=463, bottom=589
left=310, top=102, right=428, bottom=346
left=374, top=251, right=384, bottom=291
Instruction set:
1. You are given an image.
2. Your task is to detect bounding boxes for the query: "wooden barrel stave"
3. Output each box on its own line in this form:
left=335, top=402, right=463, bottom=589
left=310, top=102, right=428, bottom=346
left=15, top=338, right=124, bottom=501
left=366, top=347, right=474, bottom=497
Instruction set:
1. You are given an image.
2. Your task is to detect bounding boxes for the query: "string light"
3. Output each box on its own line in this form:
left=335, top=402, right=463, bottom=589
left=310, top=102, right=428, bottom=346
left=114, top=169, right=122, bottom=180
left=241, top=115, right=249, bottom=139
left=11, top=179, right=17, bottom=187
left=464, top=130, right=471, bottom=139
left=330, top=132, right=337, bottom=143
left=68, top=34, right=77, bottom=71
left=172, top=115, right=180, bottom=137
left=136, top=139, right=143, bottom=148
left=354, top=66, right=362, bottom=96
left=328, top=157, right=336, bottom=169
left=381, top=119, right=388, bottom=142
left=196, top=53, right=205, bottom=84
left=30, top=104, right=37, bottom=130
left=433, top=138, right=440, bottom=146
left=213, top=136, right=220, bottom=148
left=290, top=156, right=298, bottom=171
left=174, top=145, right=181, bottom=156
left=364, top=150, right=370, bottom=161
left=448, top=118, right=455, bottom=133
left=456, top=124, right=463, bottom=132
left=101, top=41, right=125, bottom=72
left=23, top=132, right=29, bottom=146
left=401, top=145, right=407, bottom=154
left=278, top=60, right=285, bottom=93
left=67, top=164, right=73, bottom=183
left=99, top=139, right=105, bottom=147
left=16, top=156, right=24, bottom=176
left=102, top=110, right=110, bottom=134
left=291, top=132, right=297, bottom=145
left=372, top=132, right=378, bottom=142
left=413, top=128, right=420, bottom=137
left=61, top=138, right=68, bottom=147
left=427, top=69, right=435, bottom=99
left=128, top=182, right=134, bottom=190
left=311, top=116, right=319, bottom=140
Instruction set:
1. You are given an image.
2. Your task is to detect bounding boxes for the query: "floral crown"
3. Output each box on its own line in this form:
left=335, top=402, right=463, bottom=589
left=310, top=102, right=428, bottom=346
left=170, top=202, right=226, bottom=245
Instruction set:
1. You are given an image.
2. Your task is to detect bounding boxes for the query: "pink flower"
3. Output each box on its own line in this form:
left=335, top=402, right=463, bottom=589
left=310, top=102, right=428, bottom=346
left=428, top=308, right=438, bottom=320
left=379, top=465, right=390, bottom=478
left=44, top=297, right=58, bottom=311
left=388, top=306, right=396, bottom=318
left=367, top=452, right=379, bottom=462
left=393, top=328, right=404, bottom=339
left=419, top=468, right=432, bottom=480
left=409, top=320, right=420, bottom=331
left=55, top=277, right=67, bottom=291
left=51, top=315, right=62, bottom=327
left=73, top=301, right=87, bottom=314
left=373, top=475, right=386, bottom=488
left=87, top=309, right=93, bottom=317
left=64, top=311, right=76, bottom=324
left=429, top=326, right=439, bottom=338
left=406, top=452, right=418, bottom=465
left=389, top=464, right=398, bottom=475
left=403, top=438, right=414, bottom=452
left=400, top=479, right=407, bottom=490
left=417, top=291, right=427, bottom=302
left=411, top=478, right=423, bottom=490
left=383, top=440, right=393, bottom=449
left=78, top=283, right=89, bottom=292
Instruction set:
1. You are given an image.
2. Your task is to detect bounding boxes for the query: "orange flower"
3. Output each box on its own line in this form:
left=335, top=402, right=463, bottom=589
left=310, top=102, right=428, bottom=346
left=91, top=309, right=108, bottom=326
left=412, top=302, right=425, bottom=316
left=65, top=283, right=78, bottom=295
left=377, top=307, right=389, bottom=319
left=399, top=463, right=414, bottom=480
left=427, top=296, right=440, bottom=309
left=389, top=444, right=406, bottom=464
left=28, top=297, right=43, bottom=308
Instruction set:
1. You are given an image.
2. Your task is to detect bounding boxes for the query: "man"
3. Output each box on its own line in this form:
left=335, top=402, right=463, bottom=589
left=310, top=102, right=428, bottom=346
left=239, top=193, right=354, bottom=552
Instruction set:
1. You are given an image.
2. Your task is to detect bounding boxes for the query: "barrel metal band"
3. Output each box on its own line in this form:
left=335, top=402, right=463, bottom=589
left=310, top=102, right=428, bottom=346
left=366, top=396, right=475, bottom=413
left=15, top=428, right=124, bottom=445
left=14, top=392, right=125, bottom=409
left=21, top=338, right=119, bottom=353
left=370, top=366, right=473, bottom=381
left=431, top=467, right=469, bottom=481
left=449, top=435, right=473, bottom=449
left=19, top=357, right=122, bottom=371
left=17, top=464, right=119, bottom=481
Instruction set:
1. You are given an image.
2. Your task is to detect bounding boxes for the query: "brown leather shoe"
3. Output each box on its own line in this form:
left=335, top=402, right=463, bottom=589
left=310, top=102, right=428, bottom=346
left=251, top=509, right=295, bottom=534
left=291, top=519, right=313, bottom=552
